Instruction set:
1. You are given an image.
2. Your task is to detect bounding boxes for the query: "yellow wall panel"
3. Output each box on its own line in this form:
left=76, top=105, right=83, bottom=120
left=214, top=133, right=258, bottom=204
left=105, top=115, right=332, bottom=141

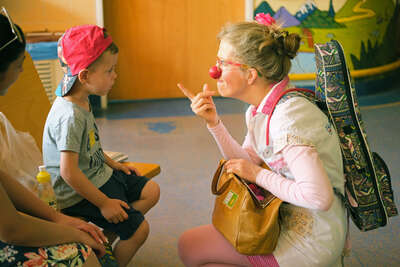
left=0, top=53, right=51, bottom=149
left=104, top=0, right=244, bottom=100
left=1, top=0, right=96, bottom=32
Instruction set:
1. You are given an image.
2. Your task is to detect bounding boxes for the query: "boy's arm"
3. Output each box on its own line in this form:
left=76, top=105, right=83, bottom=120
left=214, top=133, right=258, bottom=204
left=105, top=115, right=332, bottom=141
left=103, top=151, right=141, bottom=176
left=60, top=151, right=130, bottom=223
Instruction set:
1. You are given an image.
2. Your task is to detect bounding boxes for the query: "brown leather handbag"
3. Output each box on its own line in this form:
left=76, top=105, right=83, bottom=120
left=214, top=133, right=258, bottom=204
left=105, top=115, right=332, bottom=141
left=211, top=159, right=282, bottom=255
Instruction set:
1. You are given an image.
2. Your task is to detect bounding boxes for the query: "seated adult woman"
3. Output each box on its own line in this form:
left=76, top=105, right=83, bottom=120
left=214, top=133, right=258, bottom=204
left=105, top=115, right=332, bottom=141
left=0, top=7, right=106, bottom=267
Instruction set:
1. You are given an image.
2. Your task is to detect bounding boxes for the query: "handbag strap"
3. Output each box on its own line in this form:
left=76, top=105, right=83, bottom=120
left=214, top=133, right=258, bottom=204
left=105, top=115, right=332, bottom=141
left=211, top=160, right=234, bottom=195
left=265, top=88, right=315, bottom=146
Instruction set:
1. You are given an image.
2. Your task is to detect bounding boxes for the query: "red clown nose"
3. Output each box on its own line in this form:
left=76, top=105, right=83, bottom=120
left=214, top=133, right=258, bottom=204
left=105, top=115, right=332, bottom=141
left=209, top=65, right=222, bottom=79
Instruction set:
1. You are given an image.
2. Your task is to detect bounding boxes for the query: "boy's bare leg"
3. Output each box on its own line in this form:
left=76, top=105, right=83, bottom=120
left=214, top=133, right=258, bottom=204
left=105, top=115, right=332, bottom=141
left=113, top=220, right=149, bottom=267
left=131, top=180, right=160, bottom=214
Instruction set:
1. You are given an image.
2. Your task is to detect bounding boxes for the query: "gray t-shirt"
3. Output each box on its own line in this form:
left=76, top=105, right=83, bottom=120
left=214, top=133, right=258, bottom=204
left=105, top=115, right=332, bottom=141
left=42, top=97, right=112, bottom=209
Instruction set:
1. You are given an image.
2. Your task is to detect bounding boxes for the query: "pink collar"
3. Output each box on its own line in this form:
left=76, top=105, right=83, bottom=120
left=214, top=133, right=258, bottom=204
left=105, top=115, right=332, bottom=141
left=251, top=76, right=289, bottom=117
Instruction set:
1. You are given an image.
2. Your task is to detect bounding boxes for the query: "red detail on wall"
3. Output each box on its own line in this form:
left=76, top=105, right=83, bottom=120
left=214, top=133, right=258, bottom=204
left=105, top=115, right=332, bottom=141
left=302, top=28, right=314, bottom=48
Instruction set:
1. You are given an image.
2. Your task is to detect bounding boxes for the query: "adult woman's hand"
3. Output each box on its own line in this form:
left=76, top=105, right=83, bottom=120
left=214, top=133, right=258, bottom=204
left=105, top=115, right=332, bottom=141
left=79, top=230, right=106, bottom=258
left=177, top=83, right=220, bottom=127
left=55, top=213, right=108, bottom=244
left=225, top=158, right=264, bottom=183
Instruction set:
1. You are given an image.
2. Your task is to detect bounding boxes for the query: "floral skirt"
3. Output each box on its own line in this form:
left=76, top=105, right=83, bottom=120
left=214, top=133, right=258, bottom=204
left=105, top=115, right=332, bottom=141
left=0, top=241, right=91, bottom=267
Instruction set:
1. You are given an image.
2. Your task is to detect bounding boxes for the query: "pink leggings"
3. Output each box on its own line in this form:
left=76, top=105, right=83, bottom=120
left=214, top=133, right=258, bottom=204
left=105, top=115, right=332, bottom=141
left=178, top=224, right=279, bottom=267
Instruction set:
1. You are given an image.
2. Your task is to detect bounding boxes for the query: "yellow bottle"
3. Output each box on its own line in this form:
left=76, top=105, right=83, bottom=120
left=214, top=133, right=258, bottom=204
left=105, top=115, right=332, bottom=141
left=36, top=165, right=57, bottom=210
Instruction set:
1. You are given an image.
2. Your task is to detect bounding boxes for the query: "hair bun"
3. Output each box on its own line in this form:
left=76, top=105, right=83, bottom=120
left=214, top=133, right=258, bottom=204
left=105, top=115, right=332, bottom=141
left=283, top=32, right=301, bottom=60
left=286, top=51, right=296, bottom=59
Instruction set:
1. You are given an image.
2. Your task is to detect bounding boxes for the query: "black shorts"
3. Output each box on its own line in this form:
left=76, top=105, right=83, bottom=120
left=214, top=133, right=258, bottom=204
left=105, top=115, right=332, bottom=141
left=62, top=170, right=149, bottom=240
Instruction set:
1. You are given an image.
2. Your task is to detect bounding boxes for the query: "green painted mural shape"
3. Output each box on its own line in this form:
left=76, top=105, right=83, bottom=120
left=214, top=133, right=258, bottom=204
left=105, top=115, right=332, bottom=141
left=254, top=0, right=399, bottom=70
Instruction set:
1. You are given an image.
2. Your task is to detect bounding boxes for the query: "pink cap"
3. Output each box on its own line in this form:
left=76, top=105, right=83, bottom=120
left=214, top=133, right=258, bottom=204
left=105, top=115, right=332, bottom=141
left=61, top=25, right=113, bottom=75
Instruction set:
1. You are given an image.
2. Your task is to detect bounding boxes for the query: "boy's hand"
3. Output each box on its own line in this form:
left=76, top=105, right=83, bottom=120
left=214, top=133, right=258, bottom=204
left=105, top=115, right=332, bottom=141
left=114, top=162, right=141, bottom=176
left=177, top=83, right=220, bottom=127
left=100, top=198, right=130, bottom=224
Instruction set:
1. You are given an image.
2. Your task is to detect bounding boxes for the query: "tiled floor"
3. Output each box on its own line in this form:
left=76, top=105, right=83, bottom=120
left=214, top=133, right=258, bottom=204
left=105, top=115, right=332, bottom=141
left=96, top=83, right=400, bottom=267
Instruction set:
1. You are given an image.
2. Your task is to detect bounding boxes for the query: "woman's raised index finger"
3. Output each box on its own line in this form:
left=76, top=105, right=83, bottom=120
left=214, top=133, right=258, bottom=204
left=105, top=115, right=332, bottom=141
left=177, top=83, right=195, bottom=100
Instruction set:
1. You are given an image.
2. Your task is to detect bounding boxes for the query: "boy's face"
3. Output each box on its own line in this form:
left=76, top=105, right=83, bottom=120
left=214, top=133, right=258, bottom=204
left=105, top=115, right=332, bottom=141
left=85, top=50, right=118, bottom=96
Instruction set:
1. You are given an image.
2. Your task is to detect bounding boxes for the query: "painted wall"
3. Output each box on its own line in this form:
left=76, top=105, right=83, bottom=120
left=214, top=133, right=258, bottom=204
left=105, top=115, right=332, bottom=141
left=1, top=0, right=97, bottom=32
left=254, top=0, right=400, bottom=74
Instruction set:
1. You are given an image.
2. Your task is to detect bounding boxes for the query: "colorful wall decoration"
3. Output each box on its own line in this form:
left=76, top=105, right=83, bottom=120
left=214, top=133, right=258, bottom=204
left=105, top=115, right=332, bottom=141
left=253, top=0, right=400, bottom=88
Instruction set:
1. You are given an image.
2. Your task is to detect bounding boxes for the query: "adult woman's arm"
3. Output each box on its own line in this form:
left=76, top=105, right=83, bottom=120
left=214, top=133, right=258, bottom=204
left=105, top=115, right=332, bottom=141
left=208, top=121, right=263, bottom=165
left=0, top=169, right=59, bottom=222
left=256, top=145, right=334, bottom=211
left=178, top=82, right=263, bottom=164
left=0, top=169, right=107, bottom=247
left=0, top=176, right=105, bottom=256
left=225, top=145, right=334, bottom=211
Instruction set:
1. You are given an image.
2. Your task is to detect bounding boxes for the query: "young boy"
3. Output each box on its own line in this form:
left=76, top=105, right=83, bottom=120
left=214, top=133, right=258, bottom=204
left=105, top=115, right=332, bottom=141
left=42, top=25, right=160, bottom=267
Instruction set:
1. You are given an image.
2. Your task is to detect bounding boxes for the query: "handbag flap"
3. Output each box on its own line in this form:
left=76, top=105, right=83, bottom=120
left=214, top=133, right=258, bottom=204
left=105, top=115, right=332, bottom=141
left=241, top=178, right=277, bottom=208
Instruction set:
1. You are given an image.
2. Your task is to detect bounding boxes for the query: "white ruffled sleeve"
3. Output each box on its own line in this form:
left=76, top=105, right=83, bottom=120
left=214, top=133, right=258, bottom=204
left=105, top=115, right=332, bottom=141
left=269, top=96, right=332, bottom=154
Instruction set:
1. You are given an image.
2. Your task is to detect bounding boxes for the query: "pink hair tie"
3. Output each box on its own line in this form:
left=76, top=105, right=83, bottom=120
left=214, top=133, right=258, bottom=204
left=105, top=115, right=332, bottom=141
left=255, top=13, right=275, bottom=26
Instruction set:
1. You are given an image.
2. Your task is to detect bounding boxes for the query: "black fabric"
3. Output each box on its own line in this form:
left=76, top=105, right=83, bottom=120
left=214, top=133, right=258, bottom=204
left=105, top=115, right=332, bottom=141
left=63, top=170, right=149, bottom=240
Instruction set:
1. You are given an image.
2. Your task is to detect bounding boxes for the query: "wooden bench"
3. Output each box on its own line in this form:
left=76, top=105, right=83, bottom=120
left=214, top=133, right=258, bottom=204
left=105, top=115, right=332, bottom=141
left=122, top=162, right=160, bottom=179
